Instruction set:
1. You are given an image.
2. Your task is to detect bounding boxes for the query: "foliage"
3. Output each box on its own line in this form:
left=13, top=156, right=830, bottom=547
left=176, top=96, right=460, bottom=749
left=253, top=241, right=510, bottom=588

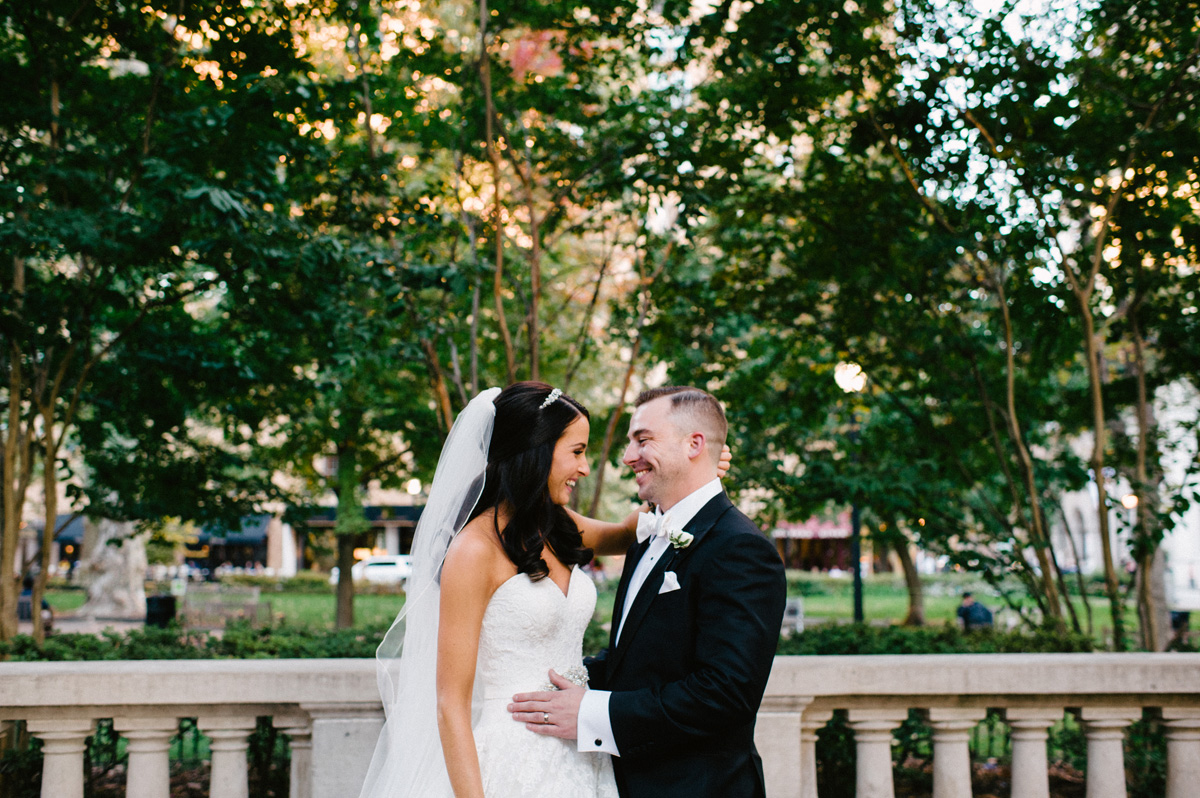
left=0, top=622, right=383, bottom=661
left=205, top=622, right=385, bottom=659
left=3, top=0, right=1196, bottom=654
left=637, top=0, right=1200, bottom=649
left=220, top=573, right=334, bottom=594
left=0, top=0, right=329, bottom=640
left=0, top=737, right=41, bottom=798
left=582, top=615, right=609, bottom=660
left=776, top=623, right=1095, bottom=655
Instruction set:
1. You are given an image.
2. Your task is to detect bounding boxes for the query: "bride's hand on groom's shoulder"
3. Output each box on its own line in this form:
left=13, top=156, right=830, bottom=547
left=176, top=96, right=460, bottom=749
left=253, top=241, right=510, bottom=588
left=508, top=670, right=583, bottom=741
left=718, top=443, right=732, bottom=478
left=623, top=506, right=648, bottom=533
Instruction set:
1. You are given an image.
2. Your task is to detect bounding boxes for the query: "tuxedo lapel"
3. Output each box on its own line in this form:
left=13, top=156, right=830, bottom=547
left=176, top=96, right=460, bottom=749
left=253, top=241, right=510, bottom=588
left=609, top=537, right=651, bottom=649
left=607, top=493, right=735, bottom=676
left=606, top=550, right=673, bottom=676
left=671, top=492, right=733, bottom=566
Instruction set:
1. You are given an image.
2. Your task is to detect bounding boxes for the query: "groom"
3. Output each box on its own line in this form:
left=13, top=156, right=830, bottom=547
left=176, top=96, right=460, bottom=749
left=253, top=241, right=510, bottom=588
left=510, top=386, right=787, bottom=797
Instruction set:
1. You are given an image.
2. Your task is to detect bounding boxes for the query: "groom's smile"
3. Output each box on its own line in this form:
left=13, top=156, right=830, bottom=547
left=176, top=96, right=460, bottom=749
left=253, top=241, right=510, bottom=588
left=623, top=398, right=690, bottom=508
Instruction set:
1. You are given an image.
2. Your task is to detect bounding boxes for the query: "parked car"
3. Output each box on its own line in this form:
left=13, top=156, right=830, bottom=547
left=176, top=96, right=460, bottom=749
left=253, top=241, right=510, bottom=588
left=329, top=555, right=413, bottom=586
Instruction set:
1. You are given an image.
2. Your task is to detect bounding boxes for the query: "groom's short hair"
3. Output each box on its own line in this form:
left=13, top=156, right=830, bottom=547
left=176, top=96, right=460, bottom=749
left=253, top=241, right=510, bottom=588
left=634, top=386, right=728, bottom=461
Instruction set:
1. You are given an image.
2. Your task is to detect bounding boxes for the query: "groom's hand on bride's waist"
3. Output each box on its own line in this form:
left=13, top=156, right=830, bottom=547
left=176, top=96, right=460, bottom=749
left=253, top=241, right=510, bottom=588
left=509, top=669, right=583, bottom=740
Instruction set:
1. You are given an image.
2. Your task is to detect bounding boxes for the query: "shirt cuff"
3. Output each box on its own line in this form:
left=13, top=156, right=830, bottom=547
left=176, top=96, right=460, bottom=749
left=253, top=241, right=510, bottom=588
left=577, top=689, right=619, bottom=756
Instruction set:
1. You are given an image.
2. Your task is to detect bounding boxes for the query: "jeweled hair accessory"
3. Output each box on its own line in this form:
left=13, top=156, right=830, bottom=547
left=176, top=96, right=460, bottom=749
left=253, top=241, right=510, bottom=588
left=539, top=388, right=563, bottom=410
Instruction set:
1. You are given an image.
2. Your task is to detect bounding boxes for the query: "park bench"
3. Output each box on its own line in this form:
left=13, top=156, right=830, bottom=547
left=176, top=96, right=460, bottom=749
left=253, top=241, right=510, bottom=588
left=179, top=585, right=272, bottom=630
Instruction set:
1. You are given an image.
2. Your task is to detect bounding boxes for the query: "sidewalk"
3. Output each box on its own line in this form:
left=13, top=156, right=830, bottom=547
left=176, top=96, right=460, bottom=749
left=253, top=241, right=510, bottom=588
left=18, top=613, right=146, bottom=637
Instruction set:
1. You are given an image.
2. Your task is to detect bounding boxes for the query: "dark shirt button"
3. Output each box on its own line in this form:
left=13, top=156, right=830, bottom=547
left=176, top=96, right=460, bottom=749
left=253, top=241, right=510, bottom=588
left=595, top=739, right=603, bottom=746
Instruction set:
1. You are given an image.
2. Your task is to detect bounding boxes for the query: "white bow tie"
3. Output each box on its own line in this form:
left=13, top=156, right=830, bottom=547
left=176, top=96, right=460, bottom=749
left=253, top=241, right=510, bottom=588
left=636, top=511, right=678, bottom=545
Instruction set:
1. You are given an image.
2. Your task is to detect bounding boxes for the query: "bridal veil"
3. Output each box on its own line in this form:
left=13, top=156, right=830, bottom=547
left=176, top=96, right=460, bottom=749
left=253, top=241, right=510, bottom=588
left=357, top=387, right=500, bottom=798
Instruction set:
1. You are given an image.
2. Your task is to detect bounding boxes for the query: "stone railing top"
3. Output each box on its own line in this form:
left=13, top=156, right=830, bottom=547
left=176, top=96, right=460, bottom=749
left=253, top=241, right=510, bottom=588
left=4, top=653, right=1200, bottom=718
left=765, top=653, right=1200, bottom=709
left=1, top=658, right=380, bottom=713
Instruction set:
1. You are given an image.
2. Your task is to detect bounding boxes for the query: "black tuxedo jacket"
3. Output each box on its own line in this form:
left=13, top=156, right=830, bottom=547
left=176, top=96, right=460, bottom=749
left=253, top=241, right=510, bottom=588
left=585, top=493, right=787, bottom=798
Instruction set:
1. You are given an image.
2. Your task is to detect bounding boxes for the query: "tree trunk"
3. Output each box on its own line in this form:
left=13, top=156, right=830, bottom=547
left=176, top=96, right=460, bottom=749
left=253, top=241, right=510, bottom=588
left=586, top=354, right=639, bottom=517
left=1078, top=304, right=1125, bottom=649
left=893, top=537, right=925, bottom=626
left=1058, top=505, right=1095, bottom=638
left=333, top=442, right=369, bottom=630
left=421, top=338, right=455, bottom=430
left=992, top=271, right=1063, bottom=626
left=478, top=0, right=516, bottom=384
left=586, top=246, right=670, bottom=515
left=33, top=412, right=58, bottom=644
left=1131, top=315, right=1170, bottom=650
left=469, top=279, right=480, bottom=395
left=1137, top=549, right=1171, bottom=651
left=0, top=394, right=21, bottom=641
left=1045, top=514, right=1082, bottom=634
left=526, top=203, right=541, bottom=382
left=1, top=256, right=28, bottom=640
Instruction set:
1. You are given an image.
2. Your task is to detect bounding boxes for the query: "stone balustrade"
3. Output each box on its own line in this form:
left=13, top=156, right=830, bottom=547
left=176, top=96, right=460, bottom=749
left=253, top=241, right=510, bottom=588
left=2, top=653, right=1199, bottom=798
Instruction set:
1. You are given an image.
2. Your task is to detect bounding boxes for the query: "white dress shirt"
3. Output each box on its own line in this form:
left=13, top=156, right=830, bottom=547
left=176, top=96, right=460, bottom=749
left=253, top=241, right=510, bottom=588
left=578, top=478, right=723, bottom=756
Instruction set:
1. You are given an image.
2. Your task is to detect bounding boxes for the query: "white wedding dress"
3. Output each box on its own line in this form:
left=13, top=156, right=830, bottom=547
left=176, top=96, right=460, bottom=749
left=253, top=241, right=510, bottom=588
left=359, top=389, right=617, bottom=798
left=472, top=566, right=618, bottom=798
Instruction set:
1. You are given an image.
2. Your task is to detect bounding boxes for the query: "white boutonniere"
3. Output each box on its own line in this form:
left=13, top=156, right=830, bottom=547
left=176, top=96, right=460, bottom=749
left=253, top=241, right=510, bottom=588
left=667, top=529, right=694, bottom=549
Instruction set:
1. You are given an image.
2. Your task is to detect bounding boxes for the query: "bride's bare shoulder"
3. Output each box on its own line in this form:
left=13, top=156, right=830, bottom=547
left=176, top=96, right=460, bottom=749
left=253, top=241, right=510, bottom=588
left=444, top=510, right=509, bottom=580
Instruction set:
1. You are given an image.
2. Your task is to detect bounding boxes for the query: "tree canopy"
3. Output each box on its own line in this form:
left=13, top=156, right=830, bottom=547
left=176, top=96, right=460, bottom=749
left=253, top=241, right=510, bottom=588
left=2, top=0, right=1197, bottom=645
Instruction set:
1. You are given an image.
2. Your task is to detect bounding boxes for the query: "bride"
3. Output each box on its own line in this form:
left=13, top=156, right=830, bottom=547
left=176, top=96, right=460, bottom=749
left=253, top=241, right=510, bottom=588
left=359, top=382, right=726, bottom=798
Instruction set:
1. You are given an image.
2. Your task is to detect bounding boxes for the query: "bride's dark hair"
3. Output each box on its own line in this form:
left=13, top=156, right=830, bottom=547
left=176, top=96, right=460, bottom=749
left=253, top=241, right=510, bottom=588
left=469, top=381, right=594, bottom=580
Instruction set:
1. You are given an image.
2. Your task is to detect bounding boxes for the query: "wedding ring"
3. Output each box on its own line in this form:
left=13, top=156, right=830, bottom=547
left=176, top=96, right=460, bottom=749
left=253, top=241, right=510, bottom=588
left=543, top=712, right=550, bottom=724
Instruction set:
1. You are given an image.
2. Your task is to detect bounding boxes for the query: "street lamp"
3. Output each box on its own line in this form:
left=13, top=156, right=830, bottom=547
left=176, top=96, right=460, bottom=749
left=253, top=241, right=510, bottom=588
left=836, top=362, right=867, bottom=624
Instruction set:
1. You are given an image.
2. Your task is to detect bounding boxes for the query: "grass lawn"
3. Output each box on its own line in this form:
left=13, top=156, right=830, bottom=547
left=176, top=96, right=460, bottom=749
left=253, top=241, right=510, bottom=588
left=785, top=573, right=1137, bottom=644
left=46, top=586, right=407, bottom=631
left=45, top=590, right=87, bottom=613
left=46, top=571, right=1136, bottom=643
left=263, top=592, right=405, bottom=630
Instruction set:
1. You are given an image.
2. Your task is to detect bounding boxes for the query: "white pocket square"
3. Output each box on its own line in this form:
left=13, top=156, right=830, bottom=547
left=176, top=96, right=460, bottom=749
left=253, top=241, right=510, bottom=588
left=658, top=571, right=681, bottom=594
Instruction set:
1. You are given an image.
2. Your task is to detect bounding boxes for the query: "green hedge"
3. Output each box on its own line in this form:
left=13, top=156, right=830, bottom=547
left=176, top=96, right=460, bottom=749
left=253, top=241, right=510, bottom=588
left=0, top=622, right=384, bottom=661
left=3, top=618, right=1098, bottom=662
left=777, top=622, right=1096, bottom=655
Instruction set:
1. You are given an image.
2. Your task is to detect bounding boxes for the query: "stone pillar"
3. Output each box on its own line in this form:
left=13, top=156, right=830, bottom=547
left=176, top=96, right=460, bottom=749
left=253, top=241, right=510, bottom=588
left=199, top=715, right=259, bottom=798
left=927, top=708, right=986, bottom=798
left=1080, top=708, right=1139, bottom=798
left=755, top=695, right=812, bottom=798
left=302, top=703, right=385, bottom=798
left=383, top=524, right=401, bottom=555
left=26, top=718, right=95, bottom=798
left=847, top=708, right=908, bottom=798
left=800, top=709, right=834, bottom=798
left=1005, top=708, right=1061, bottom=798
left=1162, top=708, right=1200, bottom=798
left=114, top=717, right=178, bottom=798
left=274, top=714, right=313, bottom=798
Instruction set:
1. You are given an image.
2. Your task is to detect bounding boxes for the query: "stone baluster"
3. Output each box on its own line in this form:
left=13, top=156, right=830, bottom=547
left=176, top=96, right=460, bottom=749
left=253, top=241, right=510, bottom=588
left=847, top=708, right=908, bottom=798
left=26, top=718, right=95, bottom=798
left=1005, top=707, right=1061, bottom=798
left=302, top=702, right=385, bottom=798
left=114, top=716, right=179, bottom=798
left=1080, top=708, right=1139, bottom=798
left=800, top=709, right=834, bottom=798
left=1162, top=708, right=1200, bottom=798
left=927, top=708, right=987, bottom=798
left=274, top=713, right=313, bottom=798
left=199, top=715, right=259, bottom=798
left=755, top=694, right=812, bottom=798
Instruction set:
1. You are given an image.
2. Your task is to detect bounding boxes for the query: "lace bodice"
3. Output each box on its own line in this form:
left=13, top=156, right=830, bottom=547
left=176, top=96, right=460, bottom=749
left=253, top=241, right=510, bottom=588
left=475, top=566, right=595, bottom=702
left=471, top=565, right=616, bottom=798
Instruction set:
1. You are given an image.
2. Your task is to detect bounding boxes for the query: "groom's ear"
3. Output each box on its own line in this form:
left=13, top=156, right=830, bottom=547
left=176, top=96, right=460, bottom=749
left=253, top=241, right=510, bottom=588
left=685, top=431, right=707, bottom=461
